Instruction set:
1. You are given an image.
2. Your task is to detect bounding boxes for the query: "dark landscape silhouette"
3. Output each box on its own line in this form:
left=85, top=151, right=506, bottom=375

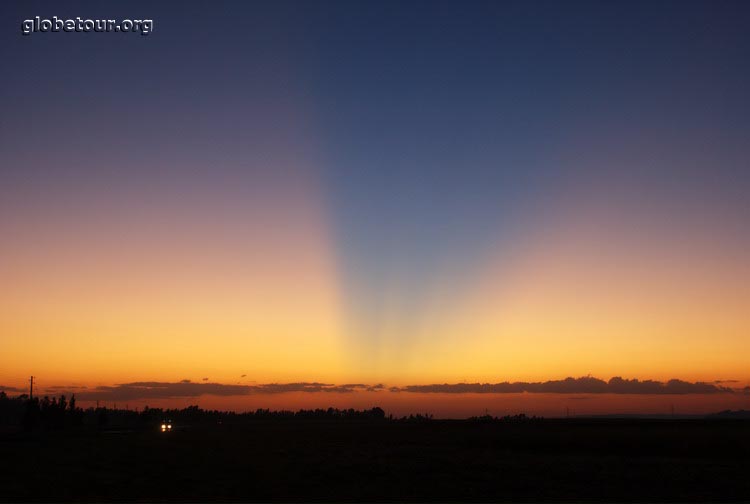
left=1, top=391, right=749, bottom=502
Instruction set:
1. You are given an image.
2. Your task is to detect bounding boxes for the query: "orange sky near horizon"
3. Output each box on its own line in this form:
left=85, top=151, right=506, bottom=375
left=2, top=36, right=749, bottom=406
left=2, top=169, right=748, bottom=396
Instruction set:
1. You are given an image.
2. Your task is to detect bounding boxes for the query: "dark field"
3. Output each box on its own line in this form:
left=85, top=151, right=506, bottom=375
left=1, top=419, right=749, bottom=502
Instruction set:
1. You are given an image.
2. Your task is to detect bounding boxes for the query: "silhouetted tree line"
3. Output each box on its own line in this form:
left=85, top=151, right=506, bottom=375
left=129, top=405, right=389, bottom=427
left=468, top=413, right=542, bottom=423
left=0, top=392, right=394, bottom=431
left=0, top=392, right=84, bottom=431
left=0, top=392, right=552, bottom=432
left=399, top=413, right=434, bottom=422
left=29, top=393, right=84, bottom=430
left=0, top=391, right=26, bottom=427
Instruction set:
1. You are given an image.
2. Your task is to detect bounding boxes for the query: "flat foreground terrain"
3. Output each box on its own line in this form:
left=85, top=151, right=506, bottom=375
left=1, top=419, right=748, bottom=501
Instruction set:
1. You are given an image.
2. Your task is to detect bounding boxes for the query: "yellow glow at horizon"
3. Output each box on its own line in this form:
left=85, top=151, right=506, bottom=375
left=0, top=173, right=348, bottom=386
left=367, top=202, right=750, bottom=385
left=2, top=172, right=749, bottom=391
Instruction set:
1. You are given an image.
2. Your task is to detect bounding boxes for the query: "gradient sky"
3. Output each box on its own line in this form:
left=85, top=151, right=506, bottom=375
left=1, top=0, right=749, bottom=416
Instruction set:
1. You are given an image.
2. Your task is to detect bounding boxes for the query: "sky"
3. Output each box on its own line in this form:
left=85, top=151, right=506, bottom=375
left=1, top=0, right=749, bottom=417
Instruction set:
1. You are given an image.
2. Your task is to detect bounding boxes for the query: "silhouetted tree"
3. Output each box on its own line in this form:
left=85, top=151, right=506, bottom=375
left=22, top=398, right=40, bottom=432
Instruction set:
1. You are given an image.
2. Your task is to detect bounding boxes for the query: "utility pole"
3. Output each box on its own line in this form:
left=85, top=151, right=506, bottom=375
left=29, top=375, right=34, bottom=400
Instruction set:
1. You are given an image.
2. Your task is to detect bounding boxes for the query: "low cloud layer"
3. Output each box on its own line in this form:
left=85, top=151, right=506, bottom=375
left=2, top=377, right=742, bottom=402
left=0, top=385, right=26, bottom=394
left=40, top=381, right=383, bottom=401
left=390, top=377, right=736, bottom=395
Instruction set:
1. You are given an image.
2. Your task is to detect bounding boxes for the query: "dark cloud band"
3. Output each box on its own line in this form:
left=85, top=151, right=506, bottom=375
left=4, top=376, right=741, bottom=402
left=0, top=385, right=27, bottom=394
left=42, top=381, right=378, bottom=401
left=390, top=377, right=735, bottom=395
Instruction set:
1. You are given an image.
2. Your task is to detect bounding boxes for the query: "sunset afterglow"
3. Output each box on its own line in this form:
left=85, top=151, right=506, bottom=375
left=2, top=1, right=749, bottom=418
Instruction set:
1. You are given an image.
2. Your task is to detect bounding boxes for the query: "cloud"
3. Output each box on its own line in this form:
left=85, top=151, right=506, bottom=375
left=57, top=381, right=382, bottom=401
left=391, top=376, right=737, bottom=395
left=337, top=383, right=384, bottom=392
left=253, top=383, right=374, bottom=394
left=72, top=381, right=251, bottom=401
left=0, top=385, right=27, bottom=393
left=17, top=376, right=742, bottom=402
